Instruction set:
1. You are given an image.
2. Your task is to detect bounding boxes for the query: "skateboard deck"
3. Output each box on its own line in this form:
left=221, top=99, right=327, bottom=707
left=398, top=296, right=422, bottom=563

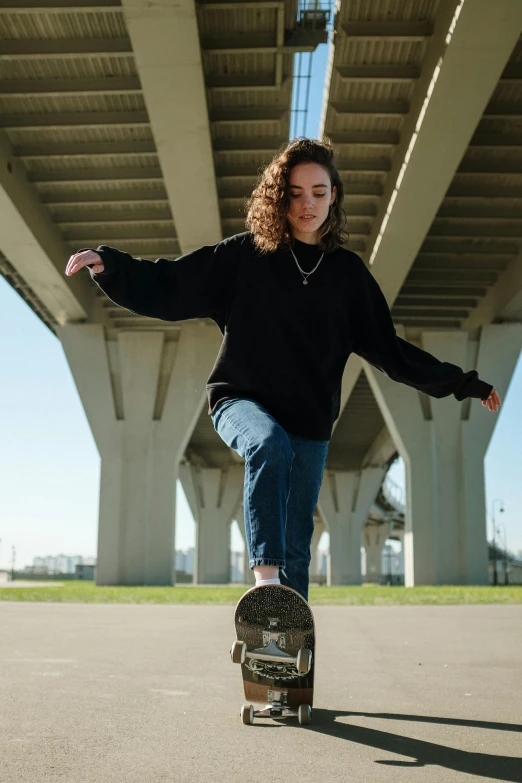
left=230, top=583, right=315, bottom=725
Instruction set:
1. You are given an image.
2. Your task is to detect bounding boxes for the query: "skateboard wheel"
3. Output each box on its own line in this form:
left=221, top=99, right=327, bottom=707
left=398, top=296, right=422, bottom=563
left=296, top=648, right=312, bottom=674
left=298, top=704, right=312, bottom=725
left=241, top=704, right=254, bottom=725
left=230, top=640, right=246, bottom=664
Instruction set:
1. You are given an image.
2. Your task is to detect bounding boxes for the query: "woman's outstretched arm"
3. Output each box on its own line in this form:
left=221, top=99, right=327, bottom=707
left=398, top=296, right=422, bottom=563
left=351, top=256, right=497, bottom=406
left=65, top=235, right=239, bottom=323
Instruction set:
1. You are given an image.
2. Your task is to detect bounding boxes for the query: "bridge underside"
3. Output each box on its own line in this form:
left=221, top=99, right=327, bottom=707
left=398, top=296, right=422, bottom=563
left=1, top=0, right=522, bottom=585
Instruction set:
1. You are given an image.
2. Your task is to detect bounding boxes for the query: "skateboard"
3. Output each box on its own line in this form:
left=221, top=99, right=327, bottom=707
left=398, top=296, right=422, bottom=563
left=230, top=583, right=315, bottom=725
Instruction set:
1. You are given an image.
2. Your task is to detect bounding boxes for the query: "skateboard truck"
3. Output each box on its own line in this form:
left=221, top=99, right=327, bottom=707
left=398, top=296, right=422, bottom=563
left=253, top=689, right=297, bottom=719
left=250, top=615, right=311, bottom=669
left=248, top=615, right=293, bottom=664
left=240, top=695, right=312, bottom=725
left=231, top=619, right=313, bottom=673
left=262, top=616, right=286, bottom=649
left=234, top=616, right=312, bottom=673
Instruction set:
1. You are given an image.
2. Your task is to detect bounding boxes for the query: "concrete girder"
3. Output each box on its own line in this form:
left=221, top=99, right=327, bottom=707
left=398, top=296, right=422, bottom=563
left=340, top=21, right=434, bottom=41
left=0, top=127, right=103, bottom=326
left=360, top=425, right=397, bottom=472
left=342, top=0, right=522, bottom=308
left=464, top=247, right=522, bottom=328
left=119, top=0, right=221, bottom=254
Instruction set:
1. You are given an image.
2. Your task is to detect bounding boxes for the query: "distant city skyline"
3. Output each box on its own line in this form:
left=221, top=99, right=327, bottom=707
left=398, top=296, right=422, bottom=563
left=6, top=546, right=406, bottom=585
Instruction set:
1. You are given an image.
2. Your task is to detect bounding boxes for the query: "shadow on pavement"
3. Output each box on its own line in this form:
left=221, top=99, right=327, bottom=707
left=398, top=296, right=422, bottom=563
left=275, top=709, right=522, bottom=782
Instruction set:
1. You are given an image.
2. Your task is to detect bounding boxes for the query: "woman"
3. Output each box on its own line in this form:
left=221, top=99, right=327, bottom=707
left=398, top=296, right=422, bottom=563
left=65, top=137, right=501, bottom=601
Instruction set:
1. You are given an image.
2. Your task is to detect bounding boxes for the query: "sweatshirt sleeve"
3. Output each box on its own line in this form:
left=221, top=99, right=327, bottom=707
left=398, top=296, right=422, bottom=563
left=77, top=237, right=236, bottom=323
left=351, top=257, right=494, bottom=402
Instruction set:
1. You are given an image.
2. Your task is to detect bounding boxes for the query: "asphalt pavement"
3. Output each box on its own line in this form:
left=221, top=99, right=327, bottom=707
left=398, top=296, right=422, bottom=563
left=1, top=601, right=521, bottom=783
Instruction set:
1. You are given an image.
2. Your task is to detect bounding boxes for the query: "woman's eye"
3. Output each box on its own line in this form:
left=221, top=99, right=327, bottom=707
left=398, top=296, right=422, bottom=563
left=290, top=193, right=326, bottom=198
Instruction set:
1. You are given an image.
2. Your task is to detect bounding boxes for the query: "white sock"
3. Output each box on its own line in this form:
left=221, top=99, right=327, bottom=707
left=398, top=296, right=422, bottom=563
left=255, top=577, right=281, bottom=586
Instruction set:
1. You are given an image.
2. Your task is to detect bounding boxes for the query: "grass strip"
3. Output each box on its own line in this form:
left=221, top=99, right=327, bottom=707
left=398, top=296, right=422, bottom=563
left=0, top=582, right=520, bottom=605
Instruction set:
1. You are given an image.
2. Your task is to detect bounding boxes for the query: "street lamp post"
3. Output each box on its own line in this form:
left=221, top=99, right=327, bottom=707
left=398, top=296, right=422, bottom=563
left=387, top=545, right=393, bottom=586
left=492, top=498, right=504, bottom=586
left=496, top=519, right=509, bottom=586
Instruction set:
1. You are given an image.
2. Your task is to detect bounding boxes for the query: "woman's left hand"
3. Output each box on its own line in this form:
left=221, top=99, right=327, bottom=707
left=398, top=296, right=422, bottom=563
left=482, top=388, right=501, bottom=412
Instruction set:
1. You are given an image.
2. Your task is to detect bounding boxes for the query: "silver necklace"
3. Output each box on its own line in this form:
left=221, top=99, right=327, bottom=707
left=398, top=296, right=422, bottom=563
left=289, top=246, right=325, bottom=285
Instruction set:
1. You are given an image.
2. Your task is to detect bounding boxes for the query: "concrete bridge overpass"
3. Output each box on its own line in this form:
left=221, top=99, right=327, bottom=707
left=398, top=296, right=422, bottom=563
left=1, top=0, right=522, bottom=587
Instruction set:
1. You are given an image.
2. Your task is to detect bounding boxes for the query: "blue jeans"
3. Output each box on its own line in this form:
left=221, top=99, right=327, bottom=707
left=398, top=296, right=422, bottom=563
left=211, top=398, right=329, bottom=601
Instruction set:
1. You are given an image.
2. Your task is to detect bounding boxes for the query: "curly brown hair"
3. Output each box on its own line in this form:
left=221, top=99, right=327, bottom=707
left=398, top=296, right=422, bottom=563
left=245, top=136, right=350, bottom=254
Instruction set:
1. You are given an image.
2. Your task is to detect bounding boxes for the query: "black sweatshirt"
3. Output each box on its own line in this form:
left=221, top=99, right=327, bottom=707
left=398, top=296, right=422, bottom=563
left=82, top=231, right=493, bottom=440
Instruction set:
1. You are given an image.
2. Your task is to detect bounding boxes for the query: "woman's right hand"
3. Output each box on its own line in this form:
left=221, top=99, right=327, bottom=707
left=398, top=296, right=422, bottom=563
left=65, top=250, right=104, bottom=276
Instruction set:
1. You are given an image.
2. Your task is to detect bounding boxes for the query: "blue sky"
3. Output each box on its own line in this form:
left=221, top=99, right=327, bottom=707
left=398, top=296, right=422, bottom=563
left=1, top=29, right=521, bottom=571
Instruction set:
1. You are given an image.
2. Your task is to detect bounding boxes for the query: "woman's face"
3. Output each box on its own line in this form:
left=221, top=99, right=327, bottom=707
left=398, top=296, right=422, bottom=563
left=287, top=162, right=337, bottom=244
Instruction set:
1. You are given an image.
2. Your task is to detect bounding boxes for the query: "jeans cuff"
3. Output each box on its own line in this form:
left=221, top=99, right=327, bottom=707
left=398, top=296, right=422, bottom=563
left=249, top=558, right=286, bottom=569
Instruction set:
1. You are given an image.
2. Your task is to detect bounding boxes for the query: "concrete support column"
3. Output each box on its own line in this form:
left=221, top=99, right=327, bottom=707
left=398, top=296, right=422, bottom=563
left=309, top=515, right=326, bottom=581
left=58, top=322, right=221, bottom=585
left=391, top=529, right=405, bottom=580
left=318, top=467, right=387, bottom=585
left=363, top=323, right=522, bottom=586
left=235, top=502, right=256, bottom=586
left=363, top=523, right=391, bottom=583
left=391, top=528, right=404, bottom=548
left=179, top=464, right=243, bottom=584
